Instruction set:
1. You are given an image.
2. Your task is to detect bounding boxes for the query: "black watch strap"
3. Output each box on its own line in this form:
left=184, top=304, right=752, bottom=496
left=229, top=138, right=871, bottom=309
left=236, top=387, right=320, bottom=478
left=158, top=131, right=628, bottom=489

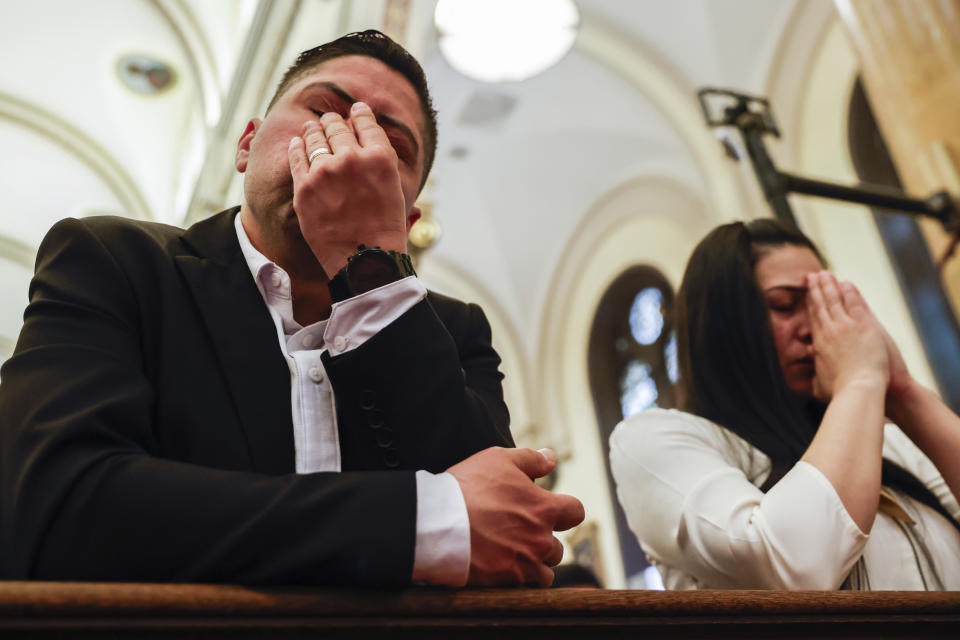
left=328, top=244, right=416, bottom=303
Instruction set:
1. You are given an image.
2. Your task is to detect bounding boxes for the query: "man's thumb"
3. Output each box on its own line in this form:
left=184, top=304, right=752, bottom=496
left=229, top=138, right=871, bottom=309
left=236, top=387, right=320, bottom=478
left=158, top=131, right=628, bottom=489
left=511, top=447, right=557, bottom=479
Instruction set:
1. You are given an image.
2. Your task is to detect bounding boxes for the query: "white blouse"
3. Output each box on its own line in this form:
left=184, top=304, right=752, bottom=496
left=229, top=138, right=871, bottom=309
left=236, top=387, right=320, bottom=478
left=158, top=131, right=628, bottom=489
left=609, top=409, right=960, bottom=590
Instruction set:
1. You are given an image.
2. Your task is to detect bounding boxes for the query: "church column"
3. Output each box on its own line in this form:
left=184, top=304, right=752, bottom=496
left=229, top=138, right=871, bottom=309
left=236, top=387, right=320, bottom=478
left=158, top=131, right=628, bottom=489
left=834, top=0, right=960, bottom=313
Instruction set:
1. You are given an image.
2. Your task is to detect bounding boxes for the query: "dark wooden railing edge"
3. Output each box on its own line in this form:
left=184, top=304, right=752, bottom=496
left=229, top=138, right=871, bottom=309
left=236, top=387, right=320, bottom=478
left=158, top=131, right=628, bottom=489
left=2, top=581, right=959, bottom=618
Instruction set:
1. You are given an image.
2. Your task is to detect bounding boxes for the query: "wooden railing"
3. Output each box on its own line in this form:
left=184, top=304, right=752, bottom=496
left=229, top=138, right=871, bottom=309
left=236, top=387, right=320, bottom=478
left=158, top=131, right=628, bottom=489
left=1, top=581, right=959, bottom=638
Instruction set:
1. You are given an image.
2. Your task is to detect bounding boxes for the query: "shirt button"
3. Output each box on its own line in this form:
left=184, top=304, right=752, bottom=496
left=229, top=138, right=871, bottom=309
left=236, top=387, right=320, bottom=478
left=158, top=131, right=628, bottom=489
left=308, top=366, right=324, bottom=383
left=270, top=272, right=282, bottom=288
left=333, top=335, right=348, bottom=352
left=302, top=333, right=316, bottom=349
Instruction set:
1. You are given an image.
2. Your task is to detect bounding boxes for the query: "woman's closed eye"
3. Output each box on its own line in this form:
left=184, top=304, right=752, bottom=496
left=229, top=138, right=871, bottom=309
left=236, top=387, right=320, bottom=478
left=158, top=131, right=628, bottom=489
left=766, top=288, right=806, bottom=312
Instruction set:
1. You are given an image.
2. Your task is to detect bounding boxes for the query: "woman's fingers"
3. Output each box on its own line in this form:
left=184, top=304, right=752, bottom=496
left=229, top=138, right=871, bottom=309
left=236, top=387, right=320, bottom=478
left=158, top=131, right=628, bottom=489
left=806, top=272, right=830, bottom=331
left=838, top=279, right=872, bottom=320
left=808, top=271, right=866, bottom=328
left=819, top=271, right=871, bottom=319
left=817, top=271, right=847, bottom=320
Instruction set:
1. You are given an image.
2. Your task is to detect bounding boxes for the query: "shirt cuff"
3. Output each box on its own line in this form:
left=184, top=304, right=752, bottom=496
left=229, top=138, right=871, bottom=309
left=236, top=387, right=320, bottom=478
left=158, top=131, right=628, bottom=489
left=412, top=470, right=471, bottom=586
left=324, top=276, right=426, bottom=356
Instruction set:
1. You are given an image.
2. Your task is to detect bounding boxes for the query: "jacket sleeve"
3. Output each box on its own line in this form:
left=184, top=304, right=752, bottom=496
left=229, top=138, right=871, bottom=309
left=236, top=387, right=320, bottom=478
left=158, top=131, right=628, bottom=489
left=323, top=292, right=512, bottom=474
left=0, top=218, right=416, bottom=584
left=609, top=409, right=868, bottom=590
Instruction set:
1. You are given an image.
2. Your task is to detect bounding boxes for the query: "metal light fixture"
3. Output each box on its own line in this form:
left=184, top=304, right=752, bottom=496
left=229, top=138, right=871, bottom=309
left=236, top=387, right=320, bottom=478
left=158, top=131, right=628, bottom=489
left=408, top=180, right=442, bottom=264
left=117, top=54, right=175, bottom=95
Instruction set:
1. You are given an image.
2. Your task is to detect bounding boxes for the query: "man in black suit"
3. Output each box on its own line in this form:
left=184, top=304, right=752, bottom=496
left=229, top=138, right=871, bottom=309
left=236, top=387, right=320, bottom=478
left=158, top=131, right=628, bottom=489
left=0, top=30, right=583, bottom=587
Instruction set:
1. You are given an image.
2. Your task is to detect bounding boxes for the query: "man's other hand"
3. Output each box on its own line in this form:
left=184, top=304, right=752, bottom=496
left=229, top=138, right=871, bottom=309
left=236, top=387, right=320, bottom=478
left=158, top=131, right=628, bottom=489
left=447, top=447, right=585, bottom=587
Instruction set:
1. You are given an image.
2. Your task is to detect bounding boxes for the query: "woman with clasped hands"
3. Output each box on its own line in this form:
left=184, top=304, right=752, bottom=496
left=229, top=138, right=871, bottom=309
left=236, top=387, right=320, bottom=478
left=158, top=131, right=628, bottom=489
left=610, top=220, right=960, bottom=589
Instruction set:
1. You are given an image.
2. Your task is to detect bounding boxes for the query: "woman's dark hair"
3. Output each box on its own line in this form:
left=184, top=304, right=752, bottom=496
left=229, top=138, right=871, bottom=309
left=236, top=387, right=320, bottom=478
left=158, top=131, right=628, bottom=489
left=675, top=218, right=958, bottom=530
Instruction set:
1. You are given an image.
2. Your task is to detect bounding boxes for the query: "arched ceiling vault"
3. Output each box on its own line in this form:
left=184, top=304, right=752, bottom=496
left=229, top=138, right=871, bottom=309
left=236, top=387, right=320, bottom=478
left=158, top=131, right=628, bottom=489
left=0, top=236, right=36, bottom=272
left=0, top=91, right=154, bottom=222
left=151, top=0, right=222, bottom=127
left=0, top=0, right=838, bottom=380
left=574, top=10, right=748, bottom=223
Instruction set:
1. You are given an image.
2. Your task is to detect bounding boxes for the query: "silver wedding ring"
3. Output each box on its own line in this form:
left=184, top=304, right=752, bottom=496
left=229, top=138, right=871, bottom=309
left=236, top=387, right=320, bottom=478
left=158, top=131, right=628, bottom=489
left=308, top=147, right=331, bottom=163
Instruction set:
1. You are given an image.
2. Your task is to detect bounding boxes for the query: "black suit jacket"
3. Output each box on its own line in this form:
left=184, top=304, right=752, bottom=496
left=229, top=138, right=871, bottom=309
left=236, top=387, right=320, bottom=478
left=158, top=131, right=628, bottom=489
left=0, top=209, right=511, bottom=585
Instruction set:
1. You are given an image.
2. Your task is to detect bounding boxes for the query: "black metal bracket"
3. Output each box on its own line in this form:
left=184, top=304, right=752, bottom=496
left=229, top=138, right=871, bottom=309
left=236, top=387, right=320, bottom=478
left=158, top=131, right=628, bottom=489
left=696, top=87, right=960, bottom=237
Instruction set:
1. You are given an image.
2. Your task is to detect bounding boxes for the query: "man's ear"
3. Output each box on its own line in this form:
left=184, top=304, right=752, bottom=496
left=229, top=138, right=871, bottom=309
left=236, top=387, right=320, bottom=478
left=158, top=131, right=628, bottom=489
left=235, top=119, right=261, bottom=173
left=406, top=205, right=422, bottom=233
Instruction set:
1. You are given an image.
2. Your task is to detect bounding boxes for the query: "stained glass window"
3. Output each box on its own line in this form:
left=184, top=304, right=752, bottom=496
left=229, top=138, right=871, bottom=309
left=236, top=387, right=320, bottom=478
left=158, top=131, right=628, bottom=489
left=588, top=265, right=677, bottom=588
left=620, top=360, right=658, bottom=417
left=628, top=287, right=664, bottom=346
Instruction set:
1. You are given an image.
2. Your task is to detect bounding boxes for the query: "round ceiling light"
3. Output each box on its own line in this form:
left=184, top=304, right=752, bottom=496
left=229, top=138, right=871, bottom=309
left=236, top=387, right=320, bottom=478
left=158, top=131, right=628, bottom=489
left=435, top=0, right=580, bottom=83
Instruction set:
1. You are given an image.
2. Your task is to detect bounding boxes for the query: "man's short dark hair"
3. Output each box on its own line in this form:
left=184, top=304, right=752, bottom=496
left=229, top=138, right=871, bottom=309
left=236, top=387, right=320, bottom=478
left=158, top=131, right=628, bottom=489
left=267, top=29, right=438, bottom=192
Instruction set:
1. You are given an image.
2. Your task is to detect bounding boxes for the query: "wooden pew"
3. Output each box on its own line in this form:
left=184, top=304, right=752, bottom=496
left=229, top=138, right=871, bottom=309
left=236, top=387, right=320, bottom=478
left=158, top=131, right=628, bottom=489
left=1, top=582, right=958, bottom=638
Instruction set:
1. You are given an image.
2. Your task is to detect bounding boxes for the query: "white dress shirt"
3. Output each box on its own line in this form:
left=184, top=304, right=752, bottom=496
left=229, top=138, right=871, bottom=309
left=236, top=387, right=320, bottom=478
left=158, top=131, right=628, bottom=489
left=235, top=213, right=470, bottom=585
left=610, top=408, right=960, bottom=590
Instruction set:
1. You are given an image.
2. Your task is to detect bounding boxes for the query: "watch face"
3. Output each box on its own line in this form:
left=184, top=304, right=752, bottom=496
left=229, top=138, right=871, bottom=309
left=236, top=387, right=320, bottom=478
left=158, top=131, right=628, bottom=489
left=347, top=250, right=402, bottom=293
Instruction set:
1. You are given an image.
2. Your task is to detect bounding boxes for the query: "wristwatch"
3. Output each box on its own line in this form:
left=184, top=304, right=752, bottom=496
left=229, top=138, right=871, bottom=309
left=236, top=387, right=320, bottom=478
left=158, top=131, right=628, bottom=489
left=328, top=244, right=416, bottom=303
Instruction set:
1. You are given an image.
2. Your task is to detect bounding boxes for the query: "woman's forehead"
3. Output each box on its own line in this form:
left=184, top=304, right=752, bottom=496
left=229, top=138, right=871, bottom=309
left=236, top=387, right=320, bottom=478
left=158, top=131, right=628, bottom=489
left=755, top=245, right=822, bottom=289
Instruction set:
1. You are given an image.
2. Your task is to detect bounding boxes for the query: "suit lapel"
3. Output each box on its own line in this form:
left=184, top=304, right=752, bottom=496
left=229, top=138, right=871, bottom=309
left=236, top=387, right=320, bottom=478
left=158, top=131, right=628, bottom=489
left=174, top=208, right=295, bottom=474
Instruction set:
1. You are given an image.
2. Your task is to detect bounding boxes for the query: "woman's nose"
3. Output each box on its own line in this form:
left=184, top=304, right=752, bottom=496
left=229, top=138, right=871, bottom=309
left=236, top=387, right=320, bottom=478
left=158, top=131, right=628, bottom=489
left=797, top=311, right=812, bottom=342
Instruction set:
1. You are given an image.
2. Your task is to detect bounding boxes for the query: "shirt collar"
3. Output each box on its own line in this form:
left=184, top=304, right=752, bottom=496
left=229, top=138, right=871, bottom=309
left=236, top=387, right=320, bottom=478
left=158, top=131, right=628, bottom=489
left=234, top=211, right=305, bottom=336
left=235, top=210, right=275, bottom=289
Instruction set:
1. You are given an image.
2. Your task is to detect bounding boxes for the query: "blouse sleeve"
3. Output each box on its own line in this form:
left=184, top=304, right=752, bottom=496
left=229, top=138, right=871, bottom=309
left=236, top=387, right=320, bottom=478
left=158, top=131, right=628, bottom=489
left=609, top=409, right=869, bottom=589
left=882, top=424, right=960, bottom=521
